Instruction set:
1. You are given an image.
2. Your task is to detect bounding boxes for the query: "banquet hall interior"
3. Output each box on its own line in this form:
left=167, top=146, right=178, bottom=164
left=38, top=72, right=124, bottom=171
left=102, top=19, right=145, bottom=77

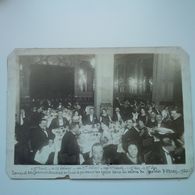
left=14, top=53, right=185, bottom=165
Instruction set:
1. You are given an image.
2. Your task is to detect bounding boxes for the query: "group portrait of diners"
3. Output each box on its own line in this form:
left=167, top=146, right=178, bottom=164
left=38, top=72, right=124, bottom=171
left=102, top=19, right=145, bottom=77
left=15, top=97, right=185, bottom=165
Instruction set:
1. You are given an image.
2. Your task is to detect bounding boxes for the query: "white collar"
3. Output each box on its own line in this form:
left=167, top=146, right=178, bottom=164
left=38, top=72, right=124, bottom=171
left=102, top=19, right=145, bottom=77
left=126, top=153, right=137, bottom=164
left=162, top=146, right=170, bottom=154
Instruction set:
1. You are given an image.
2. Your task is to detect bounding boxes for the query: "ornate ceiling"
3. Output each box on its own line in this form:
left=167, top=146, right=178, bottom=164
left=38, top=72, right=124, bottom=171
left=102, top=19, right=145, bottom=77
left=19, top=55, right=95, bottom=68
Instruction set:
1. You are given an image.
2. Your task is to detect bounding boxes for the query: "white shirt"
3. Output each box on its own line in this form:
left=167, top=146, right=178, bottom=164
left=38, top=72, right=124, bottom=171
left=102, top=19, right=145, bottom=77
left=132, top=112, right=138, bottom=121
left=162, top=147, right=173, bottom=164
left=58, top=118, right=64, bottom=126
left=90, top=115, right=93, bottom=122
left=43, top=129, right=48, bottom=137
left=116, top=112, right=122, bottom=121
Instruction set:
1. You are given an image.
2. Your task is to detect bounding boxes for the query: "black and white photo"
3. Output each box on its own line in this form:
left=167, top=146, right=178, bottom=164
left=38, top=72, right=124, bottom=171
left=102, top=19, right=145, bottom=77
left=7, top=47, right=193, bottom=179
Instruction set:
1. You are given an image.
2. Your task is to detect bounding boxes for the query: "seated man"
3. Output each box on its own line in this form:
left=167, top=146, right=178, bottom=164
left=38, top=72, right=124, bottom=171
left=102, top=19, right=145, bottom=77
left=49, top=109, right=69, bottom=129
left=30, top=118, right=50, bottom=155
left=49, top=109, right=69, bottom=138
left=144, top=136, right=180, bottom=164
left=112, top=107, right=124, bottom=123
left=84, top=107, right=98, bottom=125
left=137, top=119, right=154, bottom=156
left=131, top=107, right=139, bottom=123
left=146, top=111, right=157, bottom=128
left=169, top=107, right=184, bottom=140
left=14, top=122, right=31, bottom=164
left=83, top=143, right=106, bottom=165
left=58, top=123, right=80, bottom=165
left=121, top=100, right=132, bottom=121
left=172, top=139, right=185, bottom=164
left=122, top=119, right=141, bottom=150
left=100, top=108, right=112, bottom=127
left=156, top=114, right=167, bottom=128
left=38, top=127, right=67, bottom=165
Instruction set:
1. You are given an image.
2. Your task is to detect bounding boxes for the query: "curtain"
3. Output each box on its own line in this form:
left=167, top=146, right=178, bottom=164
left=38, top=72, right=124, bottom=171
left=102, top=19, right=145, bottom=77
left=114, top=55, right=153, bottom=100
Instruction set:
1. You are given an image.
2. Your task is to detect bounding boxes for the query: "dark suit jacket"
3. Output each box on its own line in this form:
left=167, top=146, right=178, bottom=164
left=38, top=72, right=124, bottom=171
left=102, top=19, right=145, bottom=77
left=49, top=117, right=69, bottom=139
left=49, top=117, right=69, bottom=129
left=144, top=142, right=174, bottom=164
left=169, top=116, right=184, bottom=139
left=122, top=127, right=141, bottom=151
left=30, top=126, right=49, bottom=153
left=112, top=112, right=124, bottom=122
left=58, top=131, right=80, bottom=165
left=84, top=114, right=98, bottom=125
left=146, top=119, right=157, bottom=128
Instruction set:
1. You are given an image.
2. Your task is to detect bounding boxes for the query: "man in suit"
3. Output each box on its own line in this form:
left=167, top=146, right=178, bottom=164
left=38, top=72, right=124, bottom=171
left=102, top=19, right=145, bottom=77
left=156, top=114, right=167, bottom=128
left=49, top=109, right=69, bottom=129
left=137, top=119, right=154, bottom=156
left=58, top=123, right=80, bottom=165
left=122, top=100, right=132, bottom=121
left=146, top=111, right=157, bottom=128
left=170, top=108, right=184, bottom=140
left=49, top=109, right=69, bottom=138
left=30, top=118, right=50, bottom=155
left=144, top=136, right=177, bottom=164
left=113, top=97, right=122, bottom=109
left=83, top=143, right=106, bottom=165
left=130, top=107, right=139, bottom=123
left=29, top=106, right=43, bottom=127
left=112, top=107, right=124, bottom=123
left=84, top=107, right=98, bottom=125
left=122, top=119, right=141, bottom=152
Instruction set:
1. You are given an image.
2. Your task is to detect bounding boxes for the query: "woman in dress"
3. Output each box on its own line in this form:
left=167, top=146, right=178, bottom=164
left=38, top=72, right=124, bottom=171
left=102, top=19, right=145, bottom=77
left=138, top=107, right=148, bottom=125
left=100, top=109, right=112, bottom=127
left=119, top=142, right=142, bottom=164
left=71, top=110, right=82, bottom=126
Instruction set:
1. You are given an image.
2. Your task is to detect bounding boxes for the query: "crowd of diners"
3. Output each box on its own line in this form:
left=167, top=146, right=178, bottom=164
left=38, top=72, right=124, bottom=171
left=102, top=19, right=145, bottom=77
left=15, top=97, right=185, bottom=165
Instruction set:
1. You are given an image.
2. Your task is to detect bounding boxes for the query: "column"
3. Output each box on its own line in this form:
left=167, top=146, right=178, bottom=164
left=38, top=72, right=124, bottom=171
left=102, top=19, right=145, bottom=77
left=7, top=53, right=20, bottom=123
left=94, top=54, right=114, bottom=116
left=152, top=54, right=178, bottom=104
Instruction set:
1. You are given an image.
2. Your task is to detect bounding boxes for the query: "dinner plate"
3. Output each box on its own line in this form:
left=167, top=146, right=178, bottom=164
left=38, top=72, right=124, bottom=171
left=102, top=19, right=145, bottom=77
left=156, top=127, right=174, bottom=134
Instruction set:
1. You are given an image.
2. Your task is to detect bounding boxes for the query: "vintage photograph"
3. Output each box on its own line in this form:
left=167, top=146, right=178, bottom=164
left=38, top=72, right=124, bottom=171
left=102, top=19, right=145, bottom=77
left=7, top=48, right=193, bottom=179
